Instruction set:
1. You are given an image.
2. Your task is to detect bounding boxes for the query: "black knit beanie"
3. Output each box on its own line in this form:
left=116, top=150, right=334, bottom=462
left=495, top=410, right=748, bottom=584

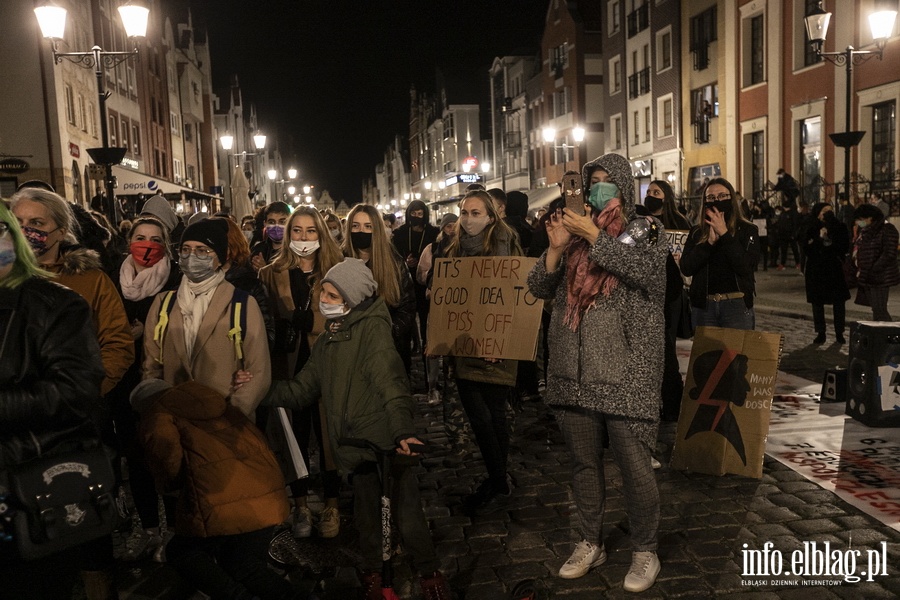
left=180, top=218, right=229, bottom=263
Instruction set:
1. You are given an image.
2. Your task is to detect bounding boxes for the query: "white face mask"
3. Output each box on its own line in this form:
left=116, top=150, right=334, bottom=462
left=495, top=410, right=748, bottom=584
left=242, top=230, right=253, bottom=243
left=329, top=228, right=340, bottom=239
left=319, top=300, right=350, bottom=319
left=290, top=239, right=320, bottom=257
left=459, top=214, right=491, bottom=237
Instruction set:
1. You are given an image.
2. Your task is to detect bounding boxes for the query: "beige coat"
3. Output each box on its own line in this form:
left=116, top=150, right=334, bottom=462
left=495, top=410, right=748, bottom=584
left=142, top=280, right=271, bottom=419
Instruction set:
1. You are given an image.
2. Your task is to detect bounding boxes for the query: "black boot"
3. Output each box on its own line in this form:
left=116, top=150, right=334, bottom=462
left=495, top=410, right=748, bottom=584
left=835, top=331, right=846, bottom=344
left=813, top=332, right=826, bottom=344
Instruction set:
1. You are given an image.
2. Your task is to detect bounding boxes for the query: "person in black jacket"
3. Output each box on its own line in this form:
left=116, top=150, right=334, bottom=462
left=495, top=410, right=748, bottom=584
left=680, top=177, right=759, bottom=330
left=0, top=201, right=106, bottom=599
left=804, top=203, right=850, bottom=344
left=392, top=200, right=439, bottom=359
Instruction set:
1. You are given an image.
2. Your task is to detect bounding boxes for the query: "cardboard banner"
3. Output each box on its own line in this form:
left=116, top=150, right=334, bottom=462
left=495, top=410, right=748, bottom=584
left=665, top=229, right=690, bottom=266
left=671, top=326, right=784, bottom=478
left=426, top=257, right=543, bottom=361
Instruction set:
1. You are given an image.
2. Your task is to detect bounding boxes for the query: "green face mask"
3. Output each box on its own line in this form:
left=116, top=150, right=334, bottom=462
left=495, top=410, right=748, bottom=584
left=588, top=181, right=619, bottom=212
left=856, top=219, right=869, bottom=229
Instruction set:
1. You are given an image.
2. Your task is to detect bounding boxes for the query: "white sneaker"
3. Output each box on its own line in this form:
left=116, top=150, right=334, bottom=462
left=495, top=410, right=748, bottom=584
left=623, top=551, right=660, bottom=592
left=427, top=389, right=442, bottom=406
left=651, top=456, right=662, bottom=470
left=558, top=540, right=607, bottom=579
left=291, top=506, right=312, bottom=539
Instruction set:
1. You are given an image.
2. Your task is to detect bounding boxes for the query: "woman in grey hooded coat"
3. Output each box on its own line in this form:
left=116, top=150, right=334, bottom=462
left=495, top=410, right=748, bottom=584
left=527, top=153, right=666, bottom=593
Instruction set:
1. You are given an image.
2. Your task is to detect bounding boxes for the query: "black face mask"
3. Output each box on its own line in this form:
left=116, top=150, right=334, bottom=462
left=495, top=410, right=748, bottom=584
left=350, top=231, right=372, bottom=250
left=705, top=200, right=732, bottom=214
left=643, top=196, right=664, bottom=213
left=407, top=215, right=425, bottom=228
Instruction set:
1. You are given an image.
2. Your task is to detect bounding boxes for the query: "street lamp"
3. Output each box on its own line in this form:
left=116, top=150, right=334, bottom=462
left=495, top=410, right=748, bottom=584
left=542, top=126, right=585, bottom=175
left=804, top=1, right=896, bottom=202
left=35, top=0, right=150, bottom=226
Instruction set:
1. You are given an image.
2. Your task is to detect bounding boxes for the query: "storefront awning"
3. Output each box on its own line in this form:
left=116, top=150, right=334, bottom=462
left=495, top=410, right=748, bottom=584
left=111, top=166, right=220, bottom=199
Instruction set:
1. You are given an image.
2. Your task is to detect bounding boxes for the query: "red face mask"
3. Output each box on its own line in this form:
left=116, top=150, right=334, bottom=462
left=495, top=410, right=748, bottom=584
left=130, top=240, right=166, bottom=267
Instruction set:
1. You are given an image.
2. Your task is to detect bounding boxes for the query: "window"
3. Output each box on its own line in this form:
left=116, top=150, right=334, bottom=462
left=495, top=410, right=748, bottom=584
left=551, top=43, right=568, bottom=76
left=872, top=101, right=896, bottom=190
left=746, top=14, right=765, bottom=85
left=803, top=0, right=824, bottom=67
left=609, top=0, right=621, bottom=36
left=612, top=115, right=622, bottom=149
left=126, top=65, right=136, bottom=95
left=750, top=131, right=765, bottom=200
left=184, top=123, right=193, bottom=143
left=692, top=84, right=718, bottom=143
left=89, top=103, right=97, bottom=138
left=610, top=56, right=622, bottom=94
left=64, top=84, right=76, bottom=125
left=108, top=112, right=118, bottom=146
left=77, top=94, right=87, bottom=131
left=120, top=117, right=130, bottom=153
left=443, top=114, right=454, bottom=140
left=132, top=123, right=141, bottom=155
left=644, top=107, right=651, bottom=142
left=170, top=112, right=180, bottom=136
left=660, top=97, right=673, bottom=138
left=627, top=1, right=649, bottom=38
left=657, top=28, right=672, bottom=72
left=554, top=88, right=571, bottom=117
left=186, top=165, right=196, bottom=186
left=690, top=6, right=717, bottom=71
left=633, top=111, right=640, bottom=145
left=173, top=158, right=183, bottom=183
left=801, top=116, right=822, bottom=200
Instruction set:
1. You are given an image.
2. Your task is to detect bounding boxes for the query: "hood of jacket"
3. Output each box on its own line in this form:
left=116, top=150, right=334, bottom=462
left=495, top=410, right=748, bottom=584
left=582, top=153, right=635, bottom=220
left=51, top=243, right=104, bottom=276
left=405, top=199, right=430, bottom=223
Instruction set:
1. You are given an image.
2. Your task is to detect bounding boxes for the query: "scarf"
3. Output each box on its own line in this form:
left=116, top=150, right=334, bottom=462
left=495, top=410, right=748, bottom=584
left=119, top=255, right=171, bottom=302
left=564, top=198, right=625, bottom=331
left=459, top=231, right=486, bottom=256
left=177, top=269, right=226, bottom=358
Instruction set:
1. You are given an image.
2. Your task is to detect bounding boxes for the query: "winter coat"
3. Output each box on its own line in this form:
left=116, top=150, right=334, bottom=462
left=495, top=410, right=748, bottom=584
left=390, top=259, right=418, bottom=344
left=527, top=226, right=668, bottom=450
left=263, top=296, right=416, bottom=473
left=0, top=277, right=105, bottom=470
left=854, top=217, right=900, bottom=288
left=46, top=244, right=135, bottom=396
left=142, top=279, right=272, bottom=419
left=680, top=220, right=759, bottom=310
left=258, top=263, right=327, bottom=379
left=804, top=217, right=851, bottom=305
left=139, top=382, right=289, bottom=538
left=772, top=209, right=800, bottom=243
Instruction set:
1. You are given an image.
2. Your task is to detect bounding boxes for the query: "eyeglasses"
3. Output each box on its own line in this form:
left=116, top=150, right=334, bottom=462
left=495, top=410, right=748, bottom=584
left=705, top=193, right=732, bottom=202
left=0, top=222, right=8, bottom=236
left=179, top=246, right=216, bottom=259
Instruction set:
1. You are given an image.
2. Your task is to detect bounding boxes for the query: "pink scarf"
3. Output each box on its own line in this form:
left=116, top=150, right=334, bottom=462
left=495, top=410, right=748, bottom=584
left=563, top=199, right=625, bottom=331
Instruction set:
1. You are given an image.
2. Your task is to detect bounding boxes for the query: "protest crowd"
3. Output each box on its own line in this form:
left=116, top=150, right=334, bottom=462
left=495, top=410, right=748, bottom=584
left=1, top=150, right=896, bottom=600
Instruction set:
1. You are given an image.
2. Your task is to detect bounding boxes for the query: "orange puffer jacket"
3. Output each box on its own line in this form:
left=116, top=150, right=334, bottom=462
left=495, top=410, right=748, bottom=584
left=139, top=381, right=289, bottom=537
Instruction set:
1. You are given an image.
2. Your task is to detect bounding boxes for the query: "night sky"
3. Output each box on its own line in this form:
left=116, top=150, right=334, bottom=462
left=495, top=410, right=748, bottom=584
left=187, top=0, right=548, bottom=203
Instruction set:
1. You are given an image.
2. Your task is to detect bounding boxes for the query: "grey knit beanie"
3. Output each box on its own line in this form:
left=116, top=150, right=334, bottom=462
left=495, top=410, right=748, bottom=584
left=322, top=258, right=378, bottom=308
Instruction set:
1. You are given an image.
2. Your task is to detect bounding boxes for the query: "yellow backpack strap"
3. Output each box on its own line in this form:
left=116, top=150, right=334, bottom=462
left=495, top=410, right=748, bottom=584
left=227, top=288, right=249, bottom=363
left=152, top=291, right=177, bottom=364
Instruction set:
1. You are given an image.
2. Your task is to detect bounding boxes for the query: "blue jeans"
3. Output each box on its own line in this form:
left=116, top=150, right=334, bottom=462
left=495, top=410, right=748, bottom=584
left=692, top=298, right=755, bottom=330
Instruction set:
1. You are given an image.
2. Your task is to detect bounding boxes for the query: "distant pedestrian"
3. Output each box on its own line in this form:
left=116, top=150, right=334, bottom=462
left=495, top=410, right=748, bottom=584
left=750, top=199, right=774, bottom=271
left=804, top=203, right=850, bottom=344
left=851, top=204, right=900, bottom=321
left=870, top=191, right=891, bottom=218
left=773, top=168, right=800, bottom=205
left=774, top=200, right=801, bottom=270
left=680, top=177, right=759, bottom=330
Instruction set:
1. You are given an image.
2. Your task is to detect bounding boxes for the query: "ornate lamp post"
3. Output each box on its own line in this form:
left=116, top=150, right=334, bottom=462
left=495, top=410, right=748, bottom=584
left=804, top=1, right=896, bottom=202
left=35, top=0, right=149, bottom=226
left=542, top=126, right=586, bottom=175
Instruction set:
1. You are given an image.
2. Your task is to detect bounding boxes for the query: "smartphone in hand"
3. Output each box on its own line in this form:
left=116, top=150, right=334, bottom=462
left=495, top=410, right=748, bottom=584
left=562, top=173, right=585, bottom=215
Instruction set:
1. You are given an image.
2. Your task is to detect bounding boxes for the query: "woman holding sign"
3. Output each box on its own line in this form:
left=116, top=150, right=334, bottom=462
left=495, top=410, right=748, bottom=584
left=442, top=190, right=522, bottom=515
left=527, top=153, right=667, bottom=593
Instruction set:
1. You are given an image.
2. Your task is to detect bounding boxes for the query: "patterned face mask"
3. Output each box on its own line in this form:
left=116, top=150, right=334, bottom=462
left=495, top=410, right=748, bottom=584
left=22, top=225, right=58, bottom=256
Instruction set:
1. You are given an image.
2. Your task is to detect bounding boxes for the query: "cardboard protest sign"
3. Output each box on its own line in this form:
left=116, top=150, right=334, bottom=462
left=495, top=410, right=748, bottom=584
left=671, top=326, right=783, bottom=478
left=665, top=229, right=689, bottom=266
left=426, top=257, right=543, bottom=361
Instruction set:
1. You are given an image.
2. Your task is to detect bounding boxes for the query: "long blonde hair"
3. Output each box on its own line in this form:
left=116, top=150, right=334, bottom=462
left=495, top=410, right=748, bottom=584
left=271, top=207, right=343, bottom=290
left=342, top=203, right=401, bottom=306
left=445, top=190, right=522, bottom=258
